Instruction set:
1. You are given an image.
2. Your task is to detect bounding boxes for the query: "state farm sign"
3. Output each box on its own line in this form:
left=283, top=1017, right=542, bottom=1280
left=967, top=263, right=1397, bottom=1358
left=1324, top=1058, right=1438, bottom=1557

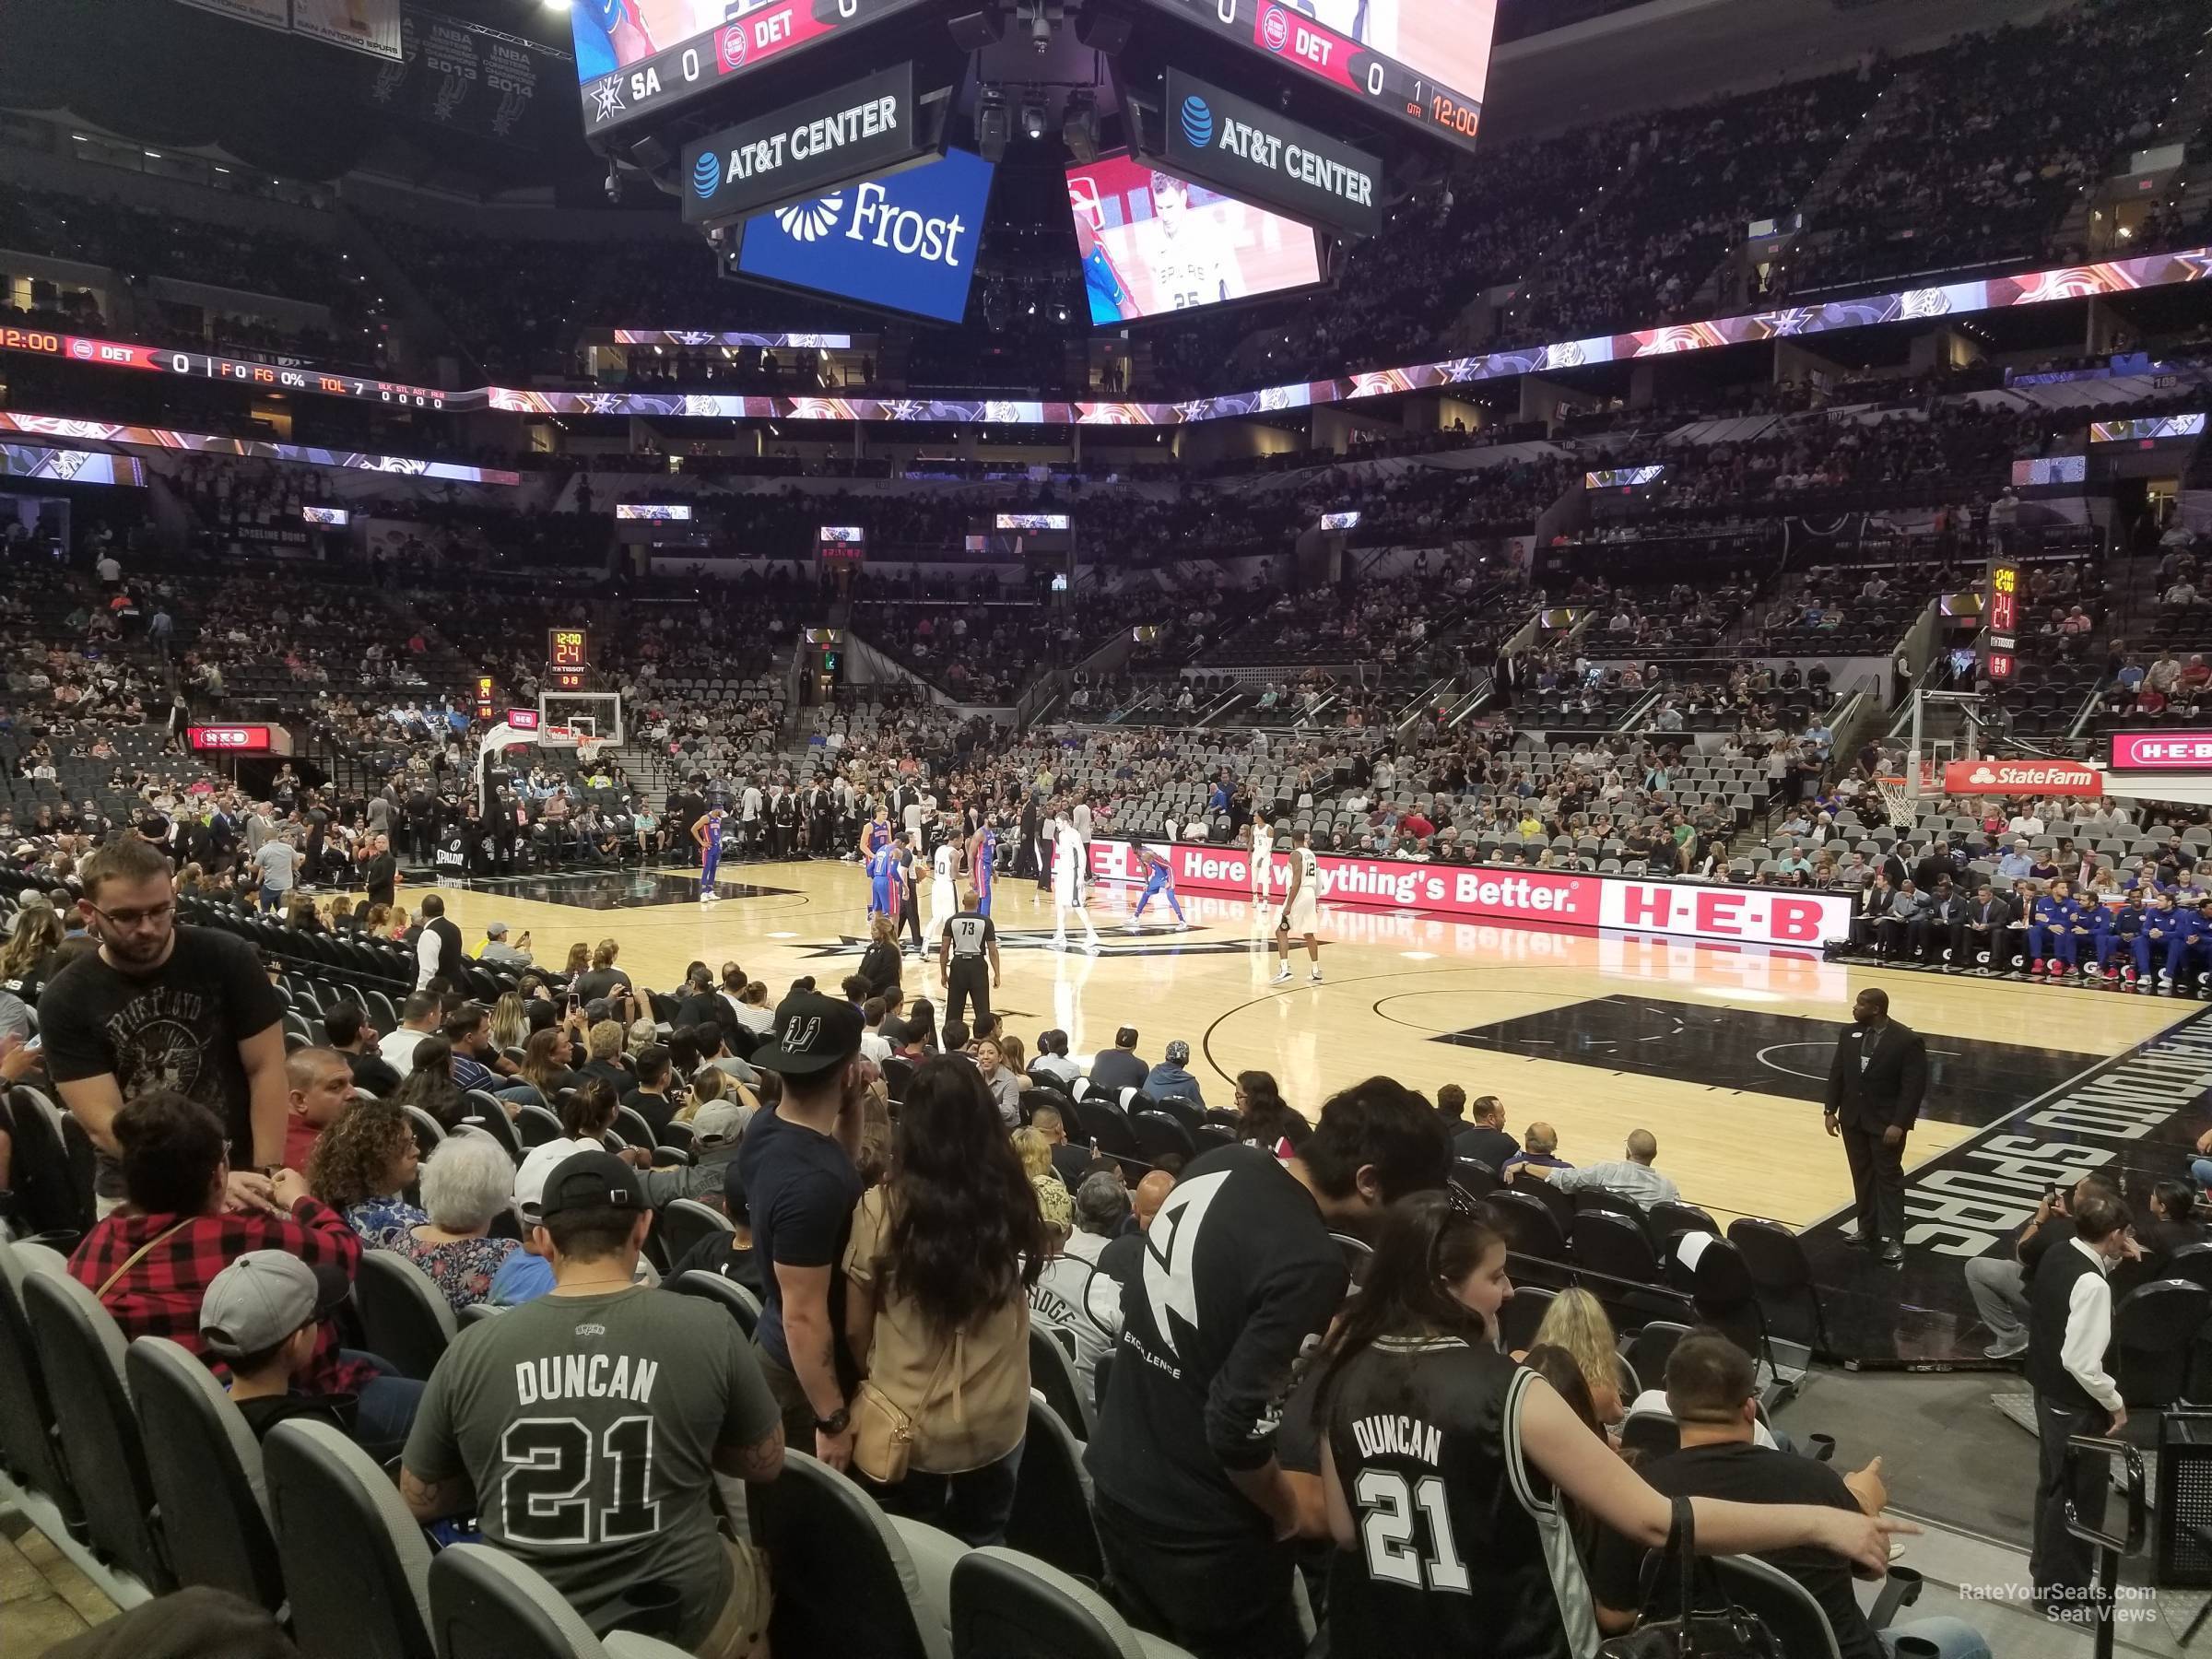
left=1939, top=758, right=2103, bottom=796
left=1088, top=839, right=1852, bottom=949
left=2111, top=732, right=2212, bottom=771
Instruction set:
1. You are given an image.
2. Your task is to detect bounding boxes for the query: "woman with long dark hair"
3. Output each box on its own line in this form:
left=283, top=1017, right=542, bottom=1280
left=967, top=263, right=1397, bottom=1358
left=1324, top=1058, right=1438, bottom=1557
left=1313, top=1193, right=1901, bottom=1658
left=841, top=1055, right=1042, bottom=1544
left=1234, top=1069, right=1309, bottom=1154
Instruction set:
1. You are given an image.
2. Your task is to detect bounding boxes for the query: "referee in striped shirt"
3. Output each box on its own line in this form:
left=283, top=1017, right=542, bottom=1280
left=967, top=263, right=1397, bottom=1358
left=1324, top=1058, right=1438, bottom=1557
left=939, top=884, right=1001, bottom=1032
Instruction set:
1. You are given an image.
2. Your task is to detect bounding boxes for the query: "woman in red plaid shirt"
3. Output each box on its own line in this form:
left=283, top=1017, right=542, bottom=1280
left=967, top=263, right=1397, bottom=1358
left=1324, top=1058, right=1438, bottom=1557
left=67, top=1088, right=426, bottom=1455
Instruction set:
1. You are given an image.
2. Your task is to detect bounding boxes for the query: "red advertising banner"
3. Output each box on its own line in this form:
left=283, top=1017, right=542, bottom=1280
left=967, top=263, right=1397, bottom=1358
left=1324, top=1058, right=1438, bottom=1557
left=2109, top=732, right=2212, bottom=771
left=186, top=724, right=274, bottom=753
left=1086, top=839, right=1853, bottom=949
left=1938, top=759, right=2104, bottom=795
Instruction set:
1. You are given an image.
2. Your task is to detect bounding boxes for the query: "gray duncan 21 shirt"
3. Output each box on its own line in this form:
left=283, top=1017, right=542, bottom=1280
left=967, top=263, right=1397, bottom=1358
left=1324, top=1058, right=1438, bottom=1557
left=403, top=1286, right=779, bottom=1646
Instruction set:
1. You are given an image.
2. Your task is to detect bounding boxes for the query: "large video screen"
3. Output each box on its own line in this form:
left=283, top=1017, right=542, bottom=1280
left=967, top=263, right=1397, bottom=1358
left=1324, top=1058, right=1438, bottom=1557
left=1133, top=0, right=1499, bottom=149
left=571, top=0, right=933, bottom=135
left=1068, top=155, right=1325, bottom=324
left=732, top=150, right=996, bottom=324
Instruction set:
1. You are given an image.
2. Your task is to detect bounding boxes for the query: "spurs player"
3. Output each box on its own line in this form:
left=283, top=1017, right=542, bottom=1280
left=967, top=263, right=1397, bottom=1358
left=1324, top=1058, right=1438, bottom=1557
left=1250, top=818, right=1276, bottom=906
left=927, top=833, right=959, bottom=947
left=1134, top=172, right=1245, bottom=312
left=1272, top=829, right=1323, bottom=983
left=1050, top=806, right=1100, bottom=954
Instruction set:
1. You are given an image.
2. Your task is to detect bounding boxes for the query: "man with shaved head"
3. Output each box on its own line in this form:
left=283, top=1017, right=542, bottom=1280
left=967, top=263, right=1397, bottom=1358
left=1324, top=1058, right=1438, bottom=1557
left=1519, top=1127, right=1679, bottom=1206
left=1099, top=1168, right=1177, bottom=1294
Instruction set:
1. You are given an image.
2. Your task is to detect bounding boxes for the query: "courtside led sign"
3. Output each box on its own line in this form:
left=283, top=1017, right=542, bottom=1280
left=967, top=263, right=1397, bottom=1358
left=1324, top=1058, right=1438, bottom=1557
left=2112, top=732, right=2212, bottom=770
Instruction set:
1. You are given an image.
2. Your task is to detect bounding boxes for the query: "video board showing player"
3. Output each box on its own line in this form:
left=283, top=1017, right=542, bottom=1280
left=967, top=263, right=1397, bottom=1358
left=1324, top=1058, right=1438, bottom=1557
left=571, top=0, right=745, bottom=78
left=1067, top=154, right=1325, bottom=325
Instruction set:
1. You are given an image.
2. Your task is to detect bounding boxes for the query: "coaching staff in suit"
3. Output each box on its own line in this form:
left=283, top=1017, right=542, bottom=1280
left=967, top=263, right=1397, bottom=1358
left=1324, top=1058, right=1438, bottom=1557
left=1824, top=986, right=1927, bottom=1264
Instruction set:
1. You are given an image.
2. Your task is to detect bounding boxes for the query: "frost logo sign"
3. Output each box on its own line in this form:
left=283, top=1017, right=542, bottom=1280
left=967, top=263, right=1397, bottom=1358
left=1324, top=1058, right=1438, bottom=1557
left=735, top=149, right=997, bottom=324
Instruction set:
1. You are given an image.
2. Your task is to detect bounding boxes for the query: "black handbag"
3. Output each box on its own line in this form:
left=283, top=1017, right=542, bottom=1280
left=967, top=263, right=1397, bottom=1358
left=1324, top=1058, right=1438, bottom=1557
left=1596, top=1497, right=1781, bottom=1658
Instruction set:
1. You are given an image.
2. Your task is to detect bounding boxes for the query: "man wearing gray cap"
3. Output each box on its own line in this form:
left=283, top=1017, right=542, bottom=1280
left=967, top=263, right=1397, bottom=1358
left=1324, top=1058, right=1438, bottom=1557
left=201, top=1249, right=358, bottom=1441
left=402, top=1149, right=784, bottom=1654
left=478, top=921, right=533, bottom=971
left=1145, top=1039, right=1207, bottom=1108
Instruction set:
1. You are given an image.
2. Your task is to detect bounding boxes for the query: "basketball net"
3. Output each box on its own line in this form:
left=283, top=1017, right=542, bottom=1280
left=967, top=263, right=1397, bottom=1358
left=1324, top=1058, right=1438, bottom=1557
left=1874, top=776, right=1914, bottom=828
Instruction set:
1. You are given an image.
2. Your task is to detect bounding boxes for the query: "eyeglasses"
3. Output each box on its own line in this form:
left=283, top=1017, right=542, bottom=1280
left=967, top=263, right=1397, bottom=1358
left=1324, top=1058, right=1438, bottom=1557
left=87, top=900, right=175, bottom=929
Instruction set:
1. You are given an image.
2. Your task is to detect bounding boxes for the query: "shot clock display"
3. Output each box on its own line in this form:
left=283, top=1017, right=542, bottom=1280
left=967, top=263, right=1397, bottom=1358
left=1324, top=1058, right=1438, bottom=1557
left=548, top=629, right=591, bottom=670
left=1983, top=561, right=2019, bottom=682
left=1132, top=0, right=1498, bottom=152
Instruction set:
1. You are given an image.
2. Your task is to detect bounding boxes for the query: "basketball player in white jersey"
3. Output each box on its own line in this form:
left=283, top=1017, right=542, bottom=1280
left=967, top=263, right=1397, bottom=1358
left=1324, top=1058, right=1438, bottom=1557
left=1050, top=808, right=1100, bottom=954
left=1250, top=818, right=1276, bottom=907
left=1135, top=172, right=1244, bottom=312
left=1272, top=828, right=1323, bottom=983
left=927, top=834, right=959, bottom=947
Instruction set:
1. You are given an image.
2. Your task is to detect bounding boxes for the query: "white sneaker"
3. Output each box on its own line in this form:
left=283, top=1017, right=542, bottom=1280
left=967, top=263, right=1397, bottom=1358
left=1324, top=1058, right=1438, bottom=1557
left=1310, top=969, right=1324, bottom=982
left=1050, top=935, right=1067, bottom=951
left=1271, top=966, right=1293, bottom=983
left=1083, top=938, right=1100, bottom=955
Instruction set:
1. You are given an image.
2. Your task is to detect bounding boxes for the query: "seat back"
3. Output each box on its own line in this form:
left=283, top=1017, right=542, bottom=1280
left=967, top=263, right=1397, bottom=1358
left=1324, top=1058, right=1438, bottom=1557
left=22, top=1267, right=173, bottom=1593
left=1484, top=1189, right=1568, bottom=1265
left=1006, top=1395, right=1104, bottom=1585
left=1649, top=1201, right=1719, bottom=1242
left=7, top=1086, right=94, bottom=1236
left=1129, top=1112, right=1195, bottom=1166
left=0, top=1238, right=82, bottom=1526
left=430, top=1543, right=669, bottom=1659
left=1712, top=1555, right=1842, bottom=1659
left=515, top=1103, right=565, bottom=1148
left=401, top=1104, right=446, bottom=1159
left=752, top=1451, right=936, bottom=1659
left=353, top=1250, right=458, bottom=1381
left=1029, top=1319, right=1093, bottom=1438
left=1724, top=1218, right=1830, bottom=1354
left=459, top=1097, right=524, bottom=1162
left=950, top=1547, right=1148, bottom=1659
left=1570, top=1211, right=1661, bottom=1286
left=672, top=1268, right=761, bottom=1337
left=265, top=1418, right=434, bottom=1659
left=2117, top=1279, right=2209, bottom=1408
left=658, top=1198, right=735, bottom=1268
left=1622, top=1322, right=1694, bottom=1401
left=611, top=1106, right=657, bottom=1150
left=2161, top=1242, right=2212, bottom=1296
left=1451, top=1158, right=1499, bottom=1201
left=125, top=1335, right=283, bottom=1610
left=1499, top=1285, right=1556, bottom=1355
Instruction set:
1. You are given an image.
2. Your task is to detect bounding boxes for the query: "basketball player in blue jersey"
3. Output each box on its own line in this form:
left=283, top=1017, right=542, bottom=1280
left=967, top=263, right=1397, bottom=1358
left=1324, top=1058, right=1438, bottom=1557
left=969, top=819, right=999, bottom=917
left=860, top=808, right=893, bottom=916
left=867, top=836, right=900, bottom=922
left=692, top=806, right=725, bottom=905
left=1127, top=845, right=1187, bottom=928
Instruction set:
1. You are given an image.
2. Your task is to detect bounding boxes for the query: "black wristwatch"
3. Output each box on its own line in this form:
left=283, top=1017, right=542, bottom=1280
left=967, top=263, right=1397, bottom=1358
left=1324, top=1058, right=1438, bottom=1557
left=815, top=1406, right=852, bottom=1437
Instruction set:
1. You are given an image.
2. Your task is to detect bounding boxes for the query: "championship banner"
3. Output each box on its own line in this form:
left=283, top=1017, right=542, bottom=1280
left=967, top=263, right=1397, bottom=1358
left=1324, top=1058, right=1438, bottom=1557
left=292, top=0, right=403, bottom=60
left=1938, top=759, right=2103, bottom=796
left=1087, top=838, right=1853, bottom=949
left=364, top=7, right=565, bottom=144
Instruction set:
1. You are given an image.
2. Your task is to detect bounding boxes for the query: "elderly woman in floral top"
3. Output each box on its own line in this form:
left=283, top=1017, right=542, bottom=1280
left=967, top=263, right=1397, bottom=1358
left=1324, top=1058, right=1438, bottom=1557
left=398, top=1131, right=521, bottom=1310
left=305, top=1099, right=424, bottom=1250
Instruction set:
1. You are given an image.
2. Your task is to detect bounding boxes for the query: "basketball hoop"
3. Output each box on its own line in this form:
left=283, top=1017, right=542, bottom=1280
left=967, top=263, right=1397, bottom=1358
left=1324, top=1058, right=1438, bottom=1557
left=1874, top=775, right=1914, bottom=829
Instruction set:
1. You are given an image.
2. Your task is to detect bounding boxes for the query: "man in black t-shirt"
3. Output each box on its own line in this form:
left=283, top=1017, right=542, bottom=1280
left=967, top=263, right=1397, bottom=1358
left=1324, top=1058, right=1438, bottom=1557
left=1589, top=1333, right=1986, bottom=1659
left=359, top=833, right=397, bottom=909
left=736, top=992, right=867, bottom=1461
left=40, top=836, right=288, bottom=1206
left=1086, top=1078, right=1451, bottom=1659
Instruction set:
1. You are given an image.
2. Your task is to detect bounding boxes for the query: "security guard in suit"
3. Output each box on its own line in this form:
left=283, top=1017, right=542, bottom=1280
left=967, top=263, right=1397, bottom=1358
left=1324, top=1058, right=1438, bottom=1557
left=1823, top=986, right=1928, bottom=1264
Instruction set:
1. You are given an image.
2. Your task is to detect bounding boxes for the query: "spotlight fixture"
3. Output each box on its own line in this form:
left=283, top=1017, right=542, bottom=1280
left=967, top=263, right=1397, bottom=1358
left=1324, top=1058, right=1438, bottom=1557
left=1020, top=91, right=1049, bottom=142
left=976, top=88, right=1010, bottom=162
left=1063, top=89, right=1099, bottom=163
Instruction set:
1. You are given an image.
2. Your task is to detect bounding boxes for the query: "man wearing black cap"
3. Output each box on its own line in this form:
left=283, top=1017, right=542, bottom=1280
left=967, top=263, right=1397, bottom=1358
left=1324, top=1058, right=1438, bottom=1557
left=401, top=1149, right=784, bottom=1653
left=735, top=990, right=869, bottom=1463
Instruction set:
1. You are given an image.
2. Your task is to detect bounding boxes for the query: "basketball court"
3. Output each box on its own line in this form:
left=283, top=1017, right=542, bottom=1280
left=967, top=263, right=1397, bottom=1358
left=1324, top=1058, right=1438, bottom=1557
left=383, top=856, right=2212, bottom=1367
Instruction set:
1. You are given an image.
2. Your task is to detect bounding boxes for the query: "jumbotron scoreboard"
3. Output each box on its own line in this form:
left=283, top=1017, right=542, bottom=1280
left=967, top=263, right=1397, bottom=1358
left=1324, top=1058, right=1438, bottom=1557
left=570, top=0, right=1502, bottom=331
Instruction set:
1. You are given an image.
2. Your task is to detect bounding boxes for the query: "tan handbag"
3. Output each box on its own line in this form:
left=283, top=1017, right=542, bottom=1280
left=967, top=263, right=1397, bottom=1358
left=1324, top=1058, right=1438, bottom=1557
left=94, top=1218, right=196, bottom=1302
left=851, top=1333, right=960, bottom=1487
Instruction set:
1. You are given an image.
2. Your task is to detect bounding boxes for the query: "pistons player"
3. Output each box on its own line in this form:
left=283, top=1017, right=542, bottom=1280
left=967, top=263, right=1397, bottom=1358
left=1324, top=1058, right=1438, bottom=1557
left=867, top=831, right=902, bottom=927
left=968, top=816, right=999, bottom=918
left=860, top=806, right=894, bottom=917
left=1126, top=845, right=1187, bottom=930
left=691, top=806, right=725, bottom=906
left=1133, top=172, right=1245, bottom=312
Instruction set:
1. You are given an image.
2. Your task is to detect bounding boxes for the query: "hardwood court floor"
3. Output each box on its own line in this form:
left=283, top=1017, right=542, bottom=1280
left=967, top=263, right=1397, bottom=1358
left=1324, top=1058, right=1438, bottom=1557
left=381, top=858, right=2194, bottom=1237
